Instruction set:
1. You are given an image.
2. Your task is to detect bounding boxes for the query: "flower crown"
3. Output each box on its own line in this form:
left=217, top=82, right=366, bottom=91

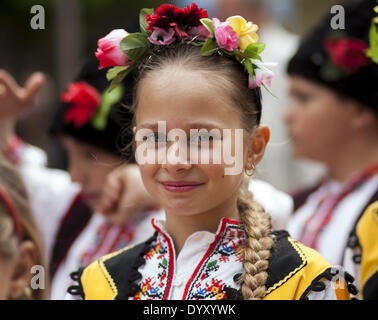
left=95, top=3, right=276, bottom=93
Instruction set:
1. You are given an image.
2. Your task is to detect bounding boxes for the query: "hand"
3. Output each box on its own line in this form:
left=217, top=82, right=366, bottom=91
left=95, top=164, right=160, bottom=225
left=0, top=69, right=45, bottom=119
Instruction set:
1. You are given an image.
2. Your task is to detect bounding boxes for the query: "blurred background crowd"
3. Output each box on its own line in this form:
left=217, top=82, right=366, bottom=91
left=0, top=0, right=344, bottom=192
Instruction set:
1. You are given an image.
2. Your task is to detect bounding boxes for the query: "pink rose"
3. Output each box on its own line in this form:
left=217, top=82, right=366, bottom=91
left=213, top=18, right=240, bottom=52
left=95, top=29, right=130, bottom=69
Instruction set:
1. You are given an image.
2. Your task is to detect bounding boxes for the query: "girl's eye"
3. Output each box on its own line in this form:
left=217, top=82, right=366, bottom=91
left=291, top=90, right=312, bottom=105
left=145, top=133, right=166, bottom=144
left=191, top=133, right=215, bottom=144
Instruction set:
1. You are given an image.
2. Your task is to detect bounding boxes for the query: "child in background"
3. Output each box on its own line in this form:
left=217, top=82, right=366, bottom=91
left=0, top=155, right=47, bottom=300
left=48, top=55, right=163, bottom=299
left=69, top=3, right=355, bottom=300
left=284, top=0, right=378, bottom=298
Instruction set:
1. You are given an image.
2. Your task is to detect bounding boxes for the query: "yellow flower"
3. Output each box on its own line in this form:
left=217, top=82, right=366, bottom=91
left=226, top=15, right=259, bottom=50
left=375, top=6, right=378, bottom=24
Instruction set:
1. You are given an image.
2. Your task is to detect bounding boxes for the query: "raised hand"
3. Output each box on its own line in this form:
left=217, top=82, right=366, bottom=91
left=0, top=69, right=45, bottom=119
left=95, top=163, right=159, bottom=225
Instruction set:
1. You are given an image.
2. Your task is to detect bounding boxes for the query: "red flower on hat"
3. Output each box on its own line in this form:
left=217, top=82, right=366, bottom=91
left=61, top=82, right=101, bottom=128
left=146, top=3, right=208, bottom=38
left=324, top=37, right=370, bottom=73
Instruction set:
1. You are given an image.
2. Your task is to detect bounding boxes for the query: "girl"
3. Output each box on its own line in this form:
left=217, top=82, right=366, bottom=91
left=0, top=155, right=47, bottom=299
left=285, top=0, right=378, bottom=299
left=69, top=3, right=354, bottom=300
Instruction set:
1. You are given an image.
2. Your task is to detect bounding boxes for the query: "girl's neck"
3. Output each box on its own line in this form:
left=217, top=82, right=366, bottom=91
left=327, top=138, right=378, bottom=183
left=164, top=196, right=239, bottom=255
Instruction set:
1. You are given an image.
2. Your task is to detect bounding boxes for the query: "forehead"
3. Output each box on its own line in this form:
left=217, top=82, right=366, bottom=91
left=135, top=68, right=243, bottom=130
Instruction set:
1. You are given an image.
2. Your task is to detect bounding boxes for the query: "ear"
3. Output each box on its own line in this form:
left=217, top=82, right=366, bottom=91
left=8, top=240, right=37, bottom=299
left=132, top=126, right=136, bottom=135
left=350, top=106, right=377, bottom=131
left=245, top=126, right=270, bottom=167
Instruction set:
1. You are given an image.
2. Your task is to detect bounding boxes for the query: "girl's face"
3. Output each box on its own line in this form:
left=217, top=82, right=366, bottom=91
left=283, top=75, right=356, bottom=163
left=134, top=68, right=266, bottom=218
left=61, top=137, right=121, bottom=209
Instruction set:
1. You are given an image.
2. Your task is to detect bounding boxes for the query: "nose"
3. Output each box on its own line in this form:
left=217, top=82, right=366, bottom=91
left=68, top=161, right=88, bottom=186
left=282, top=103, right=294, bottom=125
left=161, top=141, right=192, bottom=174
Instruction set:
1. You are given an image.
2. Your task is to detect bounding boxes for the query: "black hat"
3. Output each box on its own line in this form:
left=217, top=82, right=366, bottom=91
left=287, top=0, right=378, bottom=111
left=50, top=55, right=136, bottom=161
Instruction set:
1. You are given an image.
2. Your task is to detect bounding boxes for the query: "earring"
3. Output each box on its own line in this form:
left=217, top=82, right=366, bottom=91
left=245, top=163, right=255, bottom=176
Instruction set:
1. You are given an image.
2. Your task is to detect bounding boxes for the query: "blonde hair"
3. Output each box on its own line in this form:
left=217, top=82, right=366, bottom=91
left=0, top=155, right=48, bottom=300
left=130, top=44, right=274, bottom=300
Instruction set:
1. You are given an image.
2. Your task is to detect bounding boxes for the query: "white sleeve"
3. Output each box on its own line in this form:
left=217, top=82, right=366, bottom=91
left=17, top=145, right=82, bottom=263
left=248, top=179, right=294, bottom=230
left=306, top=280, right=338, bottom=300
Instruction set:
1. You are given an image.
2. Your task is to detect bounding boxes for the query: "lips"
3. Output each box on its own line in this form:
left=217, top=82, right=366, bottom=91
left=160, top=181, right=205, bottom=193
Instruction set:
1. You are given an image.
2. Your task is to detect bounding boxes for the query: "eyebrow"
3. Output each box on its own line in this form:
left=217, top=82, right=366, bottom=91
left=138, top=121, right=226, bottom=130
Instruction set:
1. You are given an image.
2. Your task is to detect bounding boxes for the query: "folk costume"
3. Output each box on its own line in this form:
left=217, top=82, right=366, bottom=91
left=68, top=218, right=354, bottom=300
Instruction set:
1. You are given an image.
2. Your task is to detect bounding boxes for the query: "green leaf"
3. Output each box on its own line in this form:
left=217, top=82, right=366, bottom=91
left=106, top=66, right=128, bottom=81
left=200, top=37, right=218, bottom=56
left=107, top=65, right=134, bottom=92
left=261, top=82, right=278, bottom=99
left=243, top=42, right=266, bottom=59
left=92, top=85, right=124, bottom=130
left=242, top=58, right=254, bottom=77
left=120, top=32, right=151, bottom=61
left=200, top=18, right=215, bottom=36
left=139, top=8, right=154, bottom=33
left=319, top=60, right=347, bottom=82
left=366, top=22, right=378, bottom=64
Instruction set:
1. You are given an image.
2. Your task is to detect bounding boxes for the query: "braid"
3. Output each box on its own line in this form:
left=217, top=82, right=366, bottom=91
left=237, top=176, right=274, bottom=300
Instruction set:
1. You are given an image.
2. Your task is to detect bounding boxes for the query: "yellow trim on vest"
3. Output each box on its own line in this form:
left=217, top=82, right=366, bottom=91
left=264, top=240, right=332, bottom=300
left=356, top=201, right=378, bottom=299
left=264, top=237, right=307, bottom=296
left=81, top=245, right=134, bottom=300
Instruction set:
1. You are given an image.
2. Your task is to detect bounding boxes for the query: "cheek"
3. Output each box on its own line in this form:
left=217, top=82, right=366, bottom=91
left=202, top=164, right=241, bottom=195
left=139, top=164, right=160, bottom=191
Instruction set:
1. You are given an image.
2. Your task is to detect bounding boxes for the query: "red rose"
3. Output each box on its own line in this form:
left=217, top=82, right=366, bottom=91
left=324, top=37, right=369, bottom=73
left=146, top=3, right=208, bottom=38
left=95, top=29, right=130, bottom=69
left=61, top=82, right=101, bottom=128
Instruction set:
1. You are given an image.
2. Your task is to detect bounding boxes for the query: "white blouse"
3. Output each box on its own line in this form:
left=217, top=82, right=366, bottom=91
left=130, top=218, right=340, bottom=300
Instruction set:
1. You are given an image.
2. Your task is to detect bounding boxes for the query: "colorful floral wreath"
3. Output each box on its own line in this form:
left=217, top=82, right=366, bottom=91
left=94, top=3, right=276, bottom=93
